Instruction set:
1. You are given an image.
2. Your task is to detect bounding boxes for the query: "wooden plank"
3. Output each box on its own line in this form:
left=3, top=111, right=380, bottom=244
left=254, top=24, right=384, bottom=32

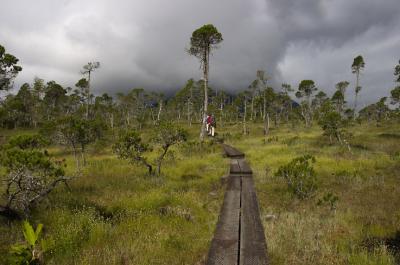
left=208, top=145, right=269, bottom=264
left=240, top=177, right=269, bottom=265
left=230, top=160, right=241, bottom=174
left=222, top=144, right=245, bottom=158
left=238, top=159, right=253, bottom=175
left=206, top=175, right=241, bottom=265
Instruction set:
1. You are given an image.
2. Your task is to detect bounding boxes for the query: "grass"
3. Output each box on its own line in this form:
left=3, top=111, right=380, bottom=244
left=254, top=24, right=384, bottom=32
left=221, top=122, right=400, bottom=265
left=1, top=122, right=399, bottom=264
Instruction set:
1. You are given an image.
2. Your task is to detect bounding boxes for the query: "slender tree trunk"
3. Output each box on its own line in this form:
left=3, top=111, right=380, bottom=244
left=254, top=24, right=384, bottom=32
left=72, top=144, right=80, bottom=171
left=307, top=95, right=313, bottom=127
left=140, top=158, right=153, bottom=175
left=126, top=111, right=130, bottom=126
left=157, top=99, right=163, bottom=121
left=81, top=144, right=86, bottom=166
left=150, top=108, right=156, bottom=122
left=301, top=105, right=309, bottom=127
left=264, top=112, right=270, bottom=136
left=354, top=71, right=359, bottom=120
left=285, top=103, right=290, bottom=122
left=110, top=113, right=114, bottom=130
left=86, top=71, right=91, bottom=119
left=200, top=46, right=209, bottom=141
left=220, top=100, right=224, bottom=127
left=263, top=91, right=266, bottom=120
left=189, top=85, right=193, bottom=126
left=157, top=146, right=169, bottom=176
left=243, top=99, right=247, bottom=135
left=250, top=96, right=254, bottom=121
left=187, top=101, right=191, bottom=126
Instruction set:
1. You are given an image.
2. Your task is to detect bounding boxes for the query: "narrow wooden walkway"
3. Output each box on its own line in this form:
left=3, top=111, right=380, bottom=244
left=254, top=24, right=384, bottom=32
left=206, top=144, right=268, bottom=265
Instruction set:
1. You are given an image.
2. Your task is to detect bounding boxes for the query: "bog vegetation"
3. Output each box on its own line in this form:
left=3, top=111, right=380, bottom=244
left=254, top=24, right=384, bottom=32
left=1, top=23, right=400, bottom=264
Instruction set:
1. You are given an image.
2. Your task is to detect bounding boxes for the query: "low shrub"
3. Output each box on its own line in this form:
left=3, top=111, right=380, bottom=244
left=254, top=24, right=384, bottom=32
left=275, top=155, right=317, bottom=199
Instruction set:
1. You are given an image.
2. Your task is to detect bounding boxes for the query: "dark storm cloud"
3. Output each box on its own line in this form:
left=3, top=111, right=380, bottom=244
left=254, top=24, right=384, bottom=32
left=1, top=0, right=399, bottom=105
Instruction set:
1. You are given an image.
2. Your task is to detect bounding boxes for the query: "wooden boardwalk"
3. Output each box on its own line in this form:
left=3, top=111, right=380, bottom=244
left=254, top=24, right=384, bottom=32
left=206, top=145, right=268, bottom=265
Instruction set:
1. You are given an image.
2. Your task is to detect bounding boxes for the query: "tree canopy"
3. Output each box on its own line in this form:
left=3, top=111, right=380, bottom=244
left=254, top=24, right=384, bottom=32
left=188, top=24, right=223, bottom=60
left=0, top=45, right=22, bottom=91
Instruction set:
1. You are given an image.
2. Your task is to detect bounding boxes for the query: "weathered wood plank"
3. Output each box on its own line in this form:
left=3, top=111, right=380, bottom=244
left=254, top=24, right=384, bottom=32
left=238, top=159, right=252, bottom=175
left=208, top=145, right=269, bottom=264
left=206, top=175, right=241, bottom=265
left=240, top=177, right=269, bottom=265
left=222, top=144, right=245, bottom=158
left=230, top=160, right=241, bottom=174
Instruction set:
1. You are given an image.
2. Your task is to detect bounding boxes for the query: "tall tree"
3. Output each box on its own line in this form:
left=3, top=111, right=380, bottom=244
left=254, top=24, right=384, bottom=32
left=81, top=62, right=100, bottom=119
left=331, top=81, right=349, bottom=113
left=43, top=81, right=68, bottom=120
left=94, top=93, right=115, bottom=130
left=351, top=55, right=365, bottom=117
left=296, top=80, right=318, bottom=127
left=252, top=71, right=269, bottom=134
left=262, top=87, right=276, bottom=136
left=75, top=78, right=89, bottom=111
left=248, top=80, right=258, bottom=121
left=15, top=83, right=35, bottom=127
left=281, top=83, right=294, bottom=122
left=188, top=24, right=223, bottom=141
left=0, top=44, right=22, bottom=91
left=235, top=91, right=251, bottom=135
left=175, top=79, right=196, bottom=126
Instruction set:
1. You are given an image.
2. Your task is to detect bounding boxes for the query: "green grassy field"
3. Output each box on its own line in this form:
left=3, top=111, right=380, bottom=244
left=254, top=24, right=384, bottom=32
left=1, top=122, right=399, bottom=264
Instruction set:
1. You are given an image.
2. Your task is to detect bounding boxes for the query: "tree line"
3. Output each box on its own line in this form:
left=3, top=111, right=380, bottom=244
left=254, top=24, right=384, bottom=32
left=0, top=23, right=399, bottom=219
left=1, top=57, right=399, bottom=132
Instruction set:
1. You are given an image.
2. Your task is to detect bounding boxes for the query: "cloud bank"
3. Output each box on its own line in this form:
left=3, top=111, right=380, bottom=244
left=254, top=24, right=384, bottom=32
left=1, top=0, right=399, bottom=105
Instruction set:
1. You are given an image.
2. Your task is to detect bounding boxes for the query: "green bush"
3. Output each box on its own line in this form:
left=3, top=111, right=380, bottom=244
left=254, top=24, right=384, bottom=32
left=6, top=134, right=48, bottom=150
left=1, top=135, right=67, bottom=216
left=275, top=155, right=317, bottom=199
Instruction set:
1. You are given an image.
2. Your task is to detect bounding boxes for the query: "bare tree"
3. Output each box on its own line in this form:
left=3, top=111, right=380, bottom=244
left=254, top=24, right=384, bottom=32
left=351, top=55, right=365, bottom=119
left=81, top=62, right=100, bottom=119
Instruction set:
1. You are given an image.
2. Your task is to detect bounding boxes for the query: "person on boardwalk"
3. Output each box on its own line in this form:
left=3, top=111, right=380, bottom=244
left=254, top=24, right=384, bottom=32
left=206, top=114, right=212, bottom=135
left=209, top=114, right=216, bottom=137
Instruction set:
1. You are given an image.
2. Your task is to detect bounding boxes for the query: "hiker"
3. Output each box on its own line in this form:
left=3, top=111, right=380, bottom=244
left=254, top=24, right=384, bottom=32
left=206, top=114, right=212, bottom=135
left=209, top=114, right=216, bottom=137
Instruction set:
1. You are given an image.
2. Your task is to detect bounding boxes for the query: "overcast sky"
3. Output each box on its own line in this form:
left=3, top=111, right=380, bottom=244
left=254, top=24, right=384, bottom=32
left=1, top=0, right=399, bottom=106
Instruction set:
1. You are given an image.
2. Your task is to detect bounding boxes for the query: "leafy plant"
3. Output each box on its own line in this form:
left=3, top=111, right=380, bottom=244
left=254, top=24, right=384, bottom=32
left=275, top=155, right=317, bottom=199
left=9, top=221, right=44, bottom=265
